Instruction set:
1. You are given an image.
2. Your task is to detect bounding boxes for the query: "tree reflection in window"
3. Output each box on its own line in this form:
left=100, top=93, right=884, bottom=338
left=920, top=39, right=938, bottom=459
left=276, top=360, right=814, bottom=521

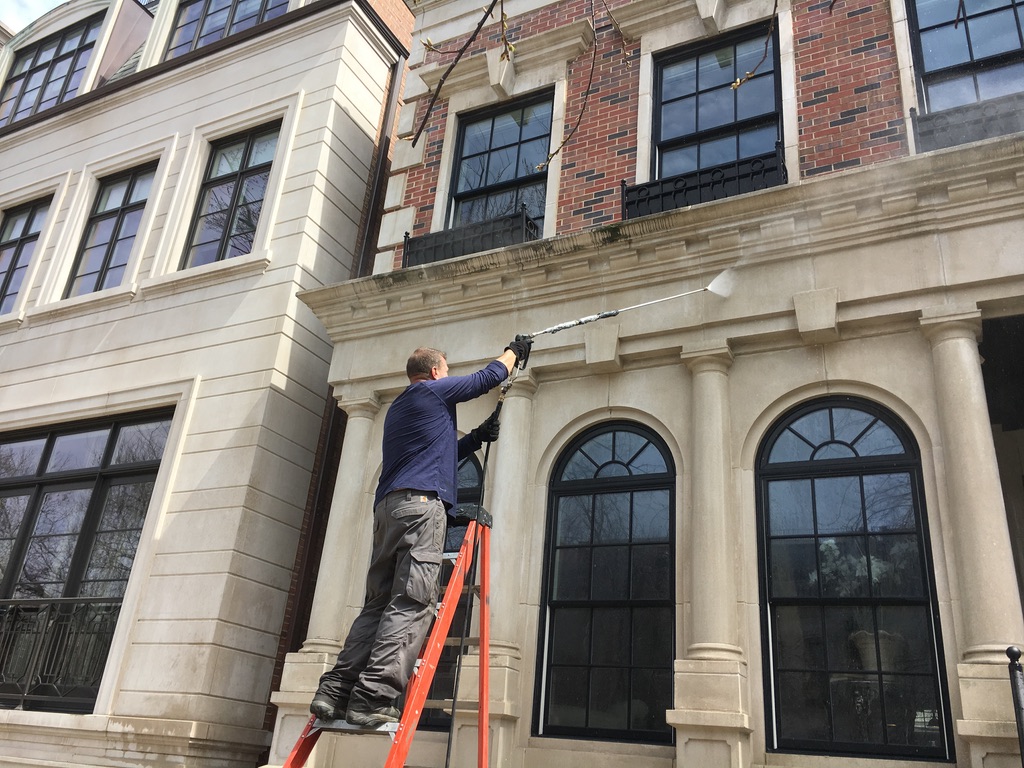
left=539, top=422, right=674, bottom=743
left=758, top=397, right=952, bottom=760
left=0, top=412, right=171, bottom=600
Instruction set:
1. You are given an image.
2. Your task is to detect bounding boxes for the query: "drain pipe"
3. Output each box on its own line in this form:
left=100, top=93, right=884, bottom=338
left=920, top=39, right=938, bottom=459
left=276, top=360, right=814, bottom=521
left=355, top=51, right=407, bottom=278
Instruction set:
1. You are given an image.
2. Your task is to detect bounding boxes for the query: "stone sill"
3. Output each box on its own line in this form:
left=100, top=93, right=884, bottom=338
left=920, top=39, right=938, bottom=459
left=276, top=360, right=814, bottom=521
left=139, top=250, right=271, bottom=300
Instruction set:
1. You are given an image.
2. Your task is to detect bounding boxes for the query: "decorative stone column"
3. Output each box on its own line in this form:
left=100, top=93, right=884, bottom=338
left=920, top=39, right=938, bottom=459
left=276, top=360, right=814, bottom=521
left=669, top=345, right=751, bottom=768
left=449, top=372, right=536, bottom=768
left=921, top=306, right=1024, bottom=764
left=266, top=396, right=379, bottom=766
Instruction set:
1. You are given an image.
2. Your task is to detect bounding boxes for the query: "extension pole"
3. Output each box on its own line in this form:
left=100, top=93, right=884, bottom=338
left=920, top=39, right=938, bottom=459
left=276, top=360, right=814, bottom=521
left=522, top=286, right=710, bottom=339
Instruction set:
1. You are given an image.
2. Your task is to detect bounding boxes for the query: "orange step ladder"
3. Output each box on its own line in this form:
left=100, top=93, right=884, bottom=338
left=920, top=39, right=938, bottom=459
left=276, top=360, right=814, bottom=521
left=282, top=509, right=492, bottom=768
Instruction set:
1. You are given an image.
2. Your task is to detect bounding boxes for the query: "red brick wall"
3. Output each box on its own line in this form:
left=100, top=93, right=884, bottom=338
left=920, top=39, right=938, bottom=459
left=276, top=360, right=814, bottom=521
left=794, top=0, right=908, bottom=176
left=394, top=0, right=910, bottom=263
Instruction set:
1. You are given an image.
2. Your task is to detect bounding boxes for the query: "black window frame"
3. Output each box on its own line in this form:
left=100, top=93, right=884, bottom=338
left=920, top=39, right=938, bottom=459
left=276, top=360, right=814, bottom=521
left=907, top=0, right=1024, bottom=113
left=757, top=396, right=954, bottom=761
left=447, top=91, right=554, bottom=233
left=0, top=196, right=52, bottom=316
left=652, top=22, right=782, bottom=182
left=64, top=163, right=158, bottom=299
left=535, top=421, right=676, bottom=744
left=164, top=0, right=290, bottom=60
left=0, top=13, right=105, bottom=128
left=180, top=121, right=281, bottom=270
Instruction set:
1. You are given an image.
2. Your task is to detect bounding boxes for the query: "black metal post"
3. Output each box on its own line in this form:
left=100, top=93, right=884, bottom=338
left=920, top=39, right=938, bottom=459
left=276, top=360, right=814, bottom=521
left=1007, top=646, right=1024, bottom=767
left=620, top=179, right=628, bottom=221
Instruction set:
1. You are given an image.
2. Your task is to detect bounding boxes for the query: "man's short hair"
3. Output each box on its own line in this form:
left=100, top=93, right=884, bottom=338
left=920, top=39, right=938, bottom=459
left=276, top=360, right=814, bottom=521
left=407, top=347, right=446, bottom=379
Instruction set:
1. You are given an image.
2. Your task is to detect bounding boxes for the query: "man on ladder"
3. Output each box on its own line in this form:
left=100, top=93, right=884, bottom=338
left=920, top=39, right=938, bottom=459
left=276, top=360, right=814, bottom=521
left=309, top=339, right=532, bottom=728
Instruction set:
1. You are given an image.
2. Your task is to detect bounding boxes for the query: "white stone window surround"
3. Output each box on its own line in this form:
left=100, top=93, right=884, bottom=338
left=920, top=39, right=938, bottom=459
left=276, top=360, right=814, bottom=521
left=0, top=0, right=116, bottom=117
left=136, top=0, right=299, bottom=70
left=617, top=0, right=797, bottom=185
left=0, top=376, right=200, bottom=719
left=0, top=173, right=73, bottom=331
left=142, top=91, right=303, bottom=291
left=889, top=0, right=921, bottom=154
left=411, top=20, right=596, bottom=239
left=31, top=139, right=174, bottom=314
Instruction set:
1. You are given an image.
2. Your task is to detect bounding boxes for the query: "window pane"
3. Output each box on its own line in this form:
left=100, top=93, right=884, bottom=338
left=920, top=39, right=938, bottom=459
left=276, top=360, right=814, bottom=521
left=548, top=667, right=588, bottom=727
left=700, top=134, right=736, bottom=165
left=593, top=493, right=629, bottom=543
left=556, top=495, right=591, bottom=545
left=462, top=119, right=491, bottom=156
left=737, top=75, right=775, bottom=120
left=864, top=473, right=914, bottom=531
left=457, top=156, right=486, bottom=192
left=879, top=606, right=934, bottom=672
left=817, top=537, right=870, bottom=598
left=550, top=607, right=590, bottom=664
left=15, top=487, right=92, bottom=598
left=518, top=137, right=548, bottom=177
left=630, top=668, right=671, bottom=730
left=561, top=450, right=598, bottom=480
left=490, top=112, right=520, bottom=147
left=697, top=86, right=734, bottom=131
left=632, top=606, right=672, bottom=665
left=0, top=494, right=30, bottom=581
left=249, top=130, right=279, bottom=166
left=662, top=58, right=697, bottom=101
left=968, top=9, right=1020, bottom=58
left=520, top=102, right=552, bottom=139
left=778, top=672, right=829, bottom=740
left=791, top=409, right=831, bottom=447
left=699, top=47, right=735, bottom=88
left=870, top=534, right=925, bottom=597
left=662, top=96, right=696, bottom=140
left=977, top=61, right=1024, bottom=100
left=591, top=607, right=629, bottom=664
left=589, top=667, right=629, bottom=729
left=633, top=490, right=669, bottom=541
left=553, top=547, right=590, bottom=600
left=112, top=420, right=171, bottom=464
left=97, top=178, right=130, bottom=213
left=739, top=124, right=778, bottom=158
left=768, top=479, right=813, bottom=535
left=831, top=674, right=883, bottom=742
left=662, top=145, right=698, bottom=177
left=591, top=545, right=629, bottom=600
left=926, top=74, right=977, bottom=110
left=886, top=675, right=941, bottom=747
left=854, top=420, right=905, bottom=456
left=631, top=543, right=670, bottom=599
left=832, top=408, right=876, bottom=445
left=920, top=25, right=971, bottom=71
left=47, top=429, right=109, bottom=471
left=484, top=189, right=515, bottom=219
left=815, top=476, right=863, bottom=534
left=486, top=146, right=517, bottom=185
left=770, top=538, right=818, bottom=597
left=775, top=605, right=825, bottom=668
left=916, top=0, right=957, bottom=26
left=823, top=604, right=874, bottom=670
left=211, top=141, right=246, bottom=177
left=736, top=35, right=773, bottom=76
left=0, top=438, right=46, bottom=477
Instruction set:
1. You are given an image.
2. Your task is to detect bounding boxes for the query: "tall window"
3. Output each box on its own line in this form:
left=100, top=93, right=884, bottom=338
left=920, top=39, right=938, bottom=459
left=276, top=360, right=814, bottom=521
left=758, top=398, right=952, bottom=760
left=181, top=123, right=279, bottom=269
left=537, top=423, right=674, bottom=743
left=0, top=197, right=51, bottom=315
left=449, top=95, right=552, bottom=231
left=910, top=0, right=1024, bottom=112
left=65, top=164, right=157, bottom=298
left=0, top=15, right=104, bottom=127
left=654, top=24, right=781, bottom=182
left=0, top=411, right=172, bottom=712
left=164, top=0, right=290, bottom=60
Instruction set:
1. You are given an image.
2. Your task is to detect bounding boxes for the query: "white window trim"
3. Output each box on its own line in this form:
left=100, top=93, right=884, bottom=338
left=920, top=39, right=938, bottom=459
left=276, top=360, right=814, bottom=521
left=146, top=91, right=303, bottom=281
left=35, top=138, right=174, bottom=308
left=0, top=172, right=73, bottom=330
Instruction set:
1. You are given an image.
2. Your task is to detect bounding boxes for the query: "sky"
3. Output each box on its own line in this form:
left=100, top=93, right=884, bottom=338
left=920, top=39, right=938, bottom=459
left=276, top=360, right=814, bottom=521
left=2, top=0, right=68, bottom=34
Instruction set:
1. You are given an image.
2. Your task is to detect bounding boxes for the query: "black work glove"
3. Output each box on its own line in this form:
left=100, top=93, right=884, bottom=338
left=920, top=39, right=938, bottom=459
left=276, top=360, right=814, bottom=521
left=470, top=412, right=501, bottom=444
left=505, top=336, right=533, bottom=367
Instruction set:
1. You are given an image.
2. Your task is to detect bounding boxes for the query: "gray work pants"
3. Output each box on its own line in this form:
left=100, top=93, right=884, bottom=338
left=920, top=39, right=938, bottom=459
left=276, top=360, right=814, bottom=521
left=317, top=490, right=446, bottom=707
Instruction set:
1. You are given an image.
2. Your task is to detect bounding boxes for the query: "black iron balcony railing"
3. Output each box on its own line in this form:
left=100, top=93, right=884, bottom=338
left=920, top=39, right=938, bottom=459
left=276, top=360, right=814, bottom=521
left=0, top=598, right=121, bottom=713
left=911, top=92, right=1024, bottom=153
left=403, top=207, right=541, bottom=268
left=622, top=143, right=787, bottom=221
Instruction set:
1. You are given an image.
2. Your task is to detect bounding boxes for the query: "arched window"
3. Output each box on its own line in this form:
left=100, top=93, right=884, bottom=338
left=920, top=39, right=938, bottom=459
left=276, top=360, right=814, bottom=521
left=536, top=422, right=675, bottom=743
left=757, top=397, right=953, bottom=760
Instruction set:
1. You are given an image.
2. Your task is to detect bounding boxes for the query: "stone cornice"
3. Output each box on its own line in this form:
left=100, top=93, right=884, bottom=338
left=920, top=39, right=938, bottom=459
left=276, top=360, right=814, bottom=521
left=300, top=134, right=1024, bottom=352
left=413, top=19, right=595, bottom=100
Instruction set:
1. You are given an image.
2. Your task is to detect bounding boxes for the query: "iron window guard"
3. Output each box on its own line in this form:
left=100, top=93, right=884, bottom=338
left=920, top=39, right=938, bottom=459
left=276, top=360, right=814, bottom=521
left=910, top=92, right=1024, bottom=153
left=403, top=206, right=541, bottom=268
left=621, top=142, right=787, bottom=221
left=0, top=598, right=121, bottom=713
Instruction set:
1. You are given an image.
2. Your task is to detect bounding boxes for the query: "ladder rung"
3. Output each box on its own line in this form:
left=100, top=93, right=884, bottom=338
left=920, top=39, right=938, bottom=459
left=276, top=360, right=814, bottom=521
left=312, top=717, right=399, bottom=735
left=422, top=698, right=479, bottom=711
left=443, top=636, right=480, bottom=647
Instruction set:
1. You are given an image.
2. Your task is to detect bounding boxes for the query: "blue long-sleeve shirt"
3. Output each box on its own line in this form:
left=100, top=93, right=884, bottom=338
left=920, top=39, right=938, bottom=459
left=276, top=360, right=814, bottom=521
left=374, top=359, right=508, bottom=510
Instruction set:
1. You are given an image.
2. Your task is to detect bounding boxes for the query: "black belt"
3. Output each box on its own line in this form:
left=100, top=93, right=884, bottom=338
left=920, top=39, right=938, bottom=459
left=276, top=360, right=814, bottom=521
left=387, top=489, right=438, bottom=503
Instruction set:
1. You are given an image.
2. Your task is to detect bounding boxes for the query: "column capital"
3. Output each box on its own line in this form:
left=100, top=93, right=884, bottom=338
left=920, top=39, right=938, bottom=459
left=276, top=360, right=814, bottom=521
left=337, top=394, right=381, bottom=419
left=503, top=370, right=538, bottom=399
left=682, top=342, right=733, bottom=373
left=920, top=305, right=982, bottom=344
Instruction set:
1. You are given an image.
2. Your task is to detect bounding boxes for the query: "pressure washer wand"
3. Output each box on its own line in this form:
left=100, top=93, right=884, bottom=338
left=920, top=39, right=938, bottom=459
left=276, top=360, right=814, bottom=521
left=521, top=286, right=710, bottom=340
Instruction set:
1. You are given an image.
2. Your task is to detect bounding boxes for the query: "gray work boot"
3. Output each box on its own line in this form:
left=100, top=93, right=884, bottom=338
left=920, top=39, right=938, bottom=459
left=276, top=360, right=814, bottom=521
left=309, top=693, right=346, bottom=721
left=345, top=698, right=401, bottom=727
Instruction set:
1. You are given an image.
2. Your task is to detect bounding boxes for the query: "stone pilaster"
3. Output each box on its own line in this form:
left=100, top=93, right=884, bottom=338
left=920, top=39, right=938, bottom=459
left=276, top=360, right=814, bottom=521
left=921, top=307, right=1024, bottom=766
left=670, top=345, right=750, bottom=768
